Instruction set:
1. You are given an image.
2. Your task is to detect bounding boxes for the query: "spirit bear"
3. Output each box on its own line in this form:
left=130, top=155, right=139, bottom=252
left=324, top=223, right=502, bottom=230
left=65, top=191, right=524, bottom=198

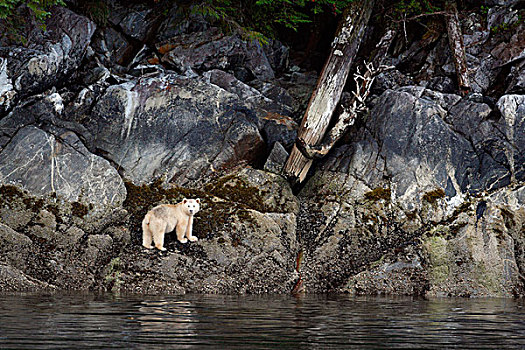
left=142, top=198, right=200, bottom=251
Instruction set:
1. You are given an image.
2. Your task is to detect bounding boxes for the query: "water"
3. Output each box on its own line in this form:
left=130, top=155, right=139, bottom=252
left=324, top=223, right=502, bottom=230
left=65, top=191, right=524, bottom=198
left=0, top=293, right=524, bottom=349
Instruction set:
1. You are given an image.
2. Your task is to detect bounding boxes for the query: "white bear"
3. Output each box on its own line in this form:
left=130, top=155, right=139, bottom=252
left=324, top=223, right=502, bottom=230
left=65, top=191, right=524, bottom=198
left=142, top=198, right=200, bottom=251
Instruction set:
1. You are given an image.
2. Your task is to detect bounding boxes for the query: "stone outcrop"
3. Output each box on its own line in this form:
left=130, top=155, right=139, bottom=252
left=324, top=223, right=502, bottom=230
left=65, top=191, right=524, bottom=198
left=0, top=7, right=95, bottom=112
left=297, top=86, right=525, bottom=295
left=0, top=126, right=126, bottom=208
left=74, top=74, right=266, bottom=185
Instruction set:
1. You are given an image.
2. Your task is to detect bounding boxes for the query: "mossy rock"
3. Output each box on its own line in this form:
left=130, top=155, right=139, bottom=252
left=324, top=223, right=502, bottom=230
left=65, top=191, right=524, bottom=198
left=422, top=188, right=445, bottom=204
left=364, top=187, right=391, bottom=202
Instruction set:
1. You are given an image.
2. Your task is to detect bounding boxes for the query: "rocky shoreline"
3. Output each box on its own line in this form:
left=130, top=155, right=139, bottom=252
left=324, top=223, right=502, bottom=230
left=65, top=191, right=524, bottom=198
left=1, top=1, right=524, bottom=297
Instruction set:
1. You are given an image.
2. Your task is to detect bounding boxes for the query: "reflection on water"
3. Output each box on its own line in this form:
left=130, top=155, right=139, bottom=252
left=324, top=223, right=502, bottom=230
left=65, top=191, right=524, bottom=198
left=0, top=293, right=524, bottom=349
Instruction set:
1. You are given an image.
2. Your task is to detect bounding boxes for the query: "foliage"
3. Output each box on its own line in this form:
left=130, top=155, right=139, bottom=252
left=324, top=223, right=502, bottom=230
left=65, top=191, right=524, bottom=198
left=191, top=0, right=355, bottom=41
left=0, top=0, right=65, bottom=44
left=0, top=0, right=65, bottom=21
left=74, top=0, right=109, bottom=27
left=489, top=9, right=524, bottom=35
left=392, top=0, right=442, bottom=19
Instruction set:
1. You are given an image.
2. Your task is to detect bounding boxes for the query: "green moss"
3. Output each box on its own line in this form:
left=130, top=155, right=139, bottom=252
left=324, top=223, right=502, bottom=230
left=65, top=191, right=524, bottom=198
left=364, top=187, right=391, bottom=201
left=422, top=188, right=445, bottom=204
left=405, top=210, right=418, bottom=220
left=123, top=179, right=239, bottom=242
left=428, top=225, right=451, bottom=239
left=474, top=263, right=501, bottom=295
left=204, top=175, right=270, bottom=213
left=45, top=203, right=60, bottom=218
left=424, top=236, right=450, bottom=285
left=1, top=185, right=47, bottom=214
left=104, top=257, right=123, bottom=293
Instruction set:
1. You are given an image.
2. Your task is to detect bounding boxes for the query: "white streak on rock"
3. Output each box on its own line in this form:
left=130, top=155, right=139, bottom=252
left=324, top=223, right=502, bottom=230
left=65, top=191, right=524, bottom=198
left=497, top=95, right=522, bottom=183
left=0, top=58, right=16, bottom=109
left=46, top=92, right=64, bottom=115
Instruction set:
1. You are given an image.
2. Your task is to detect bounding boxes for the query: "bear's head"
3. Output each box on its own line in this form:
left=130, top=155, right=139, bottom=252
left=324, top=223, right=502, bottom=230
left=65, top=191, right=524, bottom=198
left=182, top=198, right=200, bottom=216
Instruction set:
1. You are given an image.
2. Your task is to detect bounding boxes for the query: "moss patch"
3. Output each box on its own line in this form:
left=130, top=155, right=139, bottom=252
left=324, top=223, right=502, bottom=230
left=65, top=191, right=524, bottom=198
left=123, top=179, right=249, bottom=244
left=424, top=236, right=450, bottom=285
left=364, top=187, right=391, bottom=201
left=204, top=175, right=270, bottom=213
left=422, top=188, right=446, bottom=204
left=71, top=201, right=90, bottom=218
left=104, top=257, right=123, bottom=293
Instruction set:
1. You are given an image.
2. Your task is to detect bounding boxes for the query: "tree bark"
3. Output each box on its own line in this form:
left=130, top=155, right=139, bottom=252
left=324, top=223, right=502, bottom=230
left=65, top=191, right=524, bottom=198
left=283, top=0, right=376, bottom=183
left=446, top=1, right=470, bottom=95
left=295, top=29, right=395, bottom=160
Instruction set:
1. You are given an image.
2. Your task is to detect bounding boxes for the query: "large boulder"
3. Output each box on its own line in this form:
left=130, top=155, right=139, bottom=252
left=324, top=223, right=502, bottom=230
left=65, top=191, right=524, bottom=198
left=0, top=167, right=300, bottom=294
left=0, top=6, right=95, bottom=111
left=0, top=125, right=126, bottom=208
left=70, top=74, right=265, bottom=186
left=0, top=184, right=131, bottom=291
left=203, top=69, right=298, bottom=148
left=158, top=28, right=275, bottom=82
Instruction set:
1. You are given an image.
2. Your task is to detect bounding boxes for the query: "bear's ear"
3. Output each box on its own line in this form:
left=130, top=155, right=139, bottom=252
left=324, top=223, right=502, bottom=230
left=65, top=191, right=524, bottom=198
left=196, top=198, right=200, bottom=204
left=183, top=198, right=187, bottom=204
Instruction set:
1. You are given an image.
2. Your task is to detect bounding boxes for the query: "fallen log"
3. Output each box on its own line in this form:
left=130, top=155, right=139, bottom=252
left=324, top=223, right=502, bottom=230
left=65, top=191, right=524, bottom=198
left=295, top=29, right=395, bottom=160
left=445, top=1, right=470, bottom=95
left=283, top=0, right=376, bottom=183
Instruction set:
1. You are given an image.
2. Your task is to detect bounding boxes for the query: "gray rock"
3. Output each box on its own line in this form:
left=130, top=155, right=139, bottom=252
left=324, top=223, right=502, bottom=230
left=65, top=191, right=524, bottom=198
left=276, top=70, right=317, bottom=119
left=155, top=7, right=209, bottom=42
left=27, top=209, right=58, bottom=243
left=76, top=74, right=265, bottom=185
left=114, top=168, right=299, bottom=294
left=0, top=223, right=34, bottom=273
left=91, top=27, right=134, bottom=66
left=0, top=7, right=95, bottom=99
left=83, top=234, right=114, bottom=265
left=506, top=60, right=525, bottom=93
left=119, top=9, right=154, bottom=41
left=344, top=245, right=427, bottom=296
left=203, top=69, right=297, bottom=148
left=0, top=126, right=126, bottom=208
left=159, top=28, right=275, bottom=81
left=262, top=39, right=289, bottom=74
left=297, top=86, right=525, bottom=295
left=496, top=94, right=525, bottom=181
left=487, top=5, right=520, bottom=31
left=0, top=263, right=55, bottom=292
left=423, top=189, right=524, bottom=297
left=264, top=142, right=289, bottom=174
left=203, top=69, right=291, bottom=116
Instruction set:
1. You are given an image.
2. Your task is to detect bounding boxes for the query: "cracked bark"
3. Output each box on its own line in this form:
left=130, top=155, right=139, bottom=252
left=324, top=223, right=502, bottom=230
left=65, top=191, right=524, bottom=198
left=283, top=0, right=376, bottom=183
left=446, top=1, right=470, bottom=96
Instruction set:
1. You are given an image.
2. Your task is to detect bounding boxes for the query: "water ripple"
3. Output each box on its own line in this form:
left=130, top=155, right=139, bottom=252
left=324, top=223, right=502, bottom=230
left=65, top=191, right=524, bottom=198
left=0, top=293, right=524, bottom=349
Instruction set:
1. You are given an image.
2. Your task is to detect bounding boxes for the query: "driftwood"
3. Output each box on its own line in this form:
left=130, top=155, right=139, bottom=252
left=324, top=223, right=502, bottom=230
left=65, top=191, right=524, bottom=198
left=295, top=62, right=393, bottom=159
left=446, top=1, right=470, bottom=95
left=295, top=30, right=395, bottom=160
left=283, top=0, right=376, bottom=183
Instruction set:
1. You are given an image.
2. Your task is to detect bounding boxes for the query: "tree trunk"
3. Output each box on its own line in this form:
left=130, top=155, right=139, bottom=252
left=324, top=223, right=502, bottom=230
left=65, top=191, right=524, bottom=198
left=446, top=1, right=470, bottom=95
left=295, top=29, right=395, bottom=160
left=283, top=0, right=375, bottom=183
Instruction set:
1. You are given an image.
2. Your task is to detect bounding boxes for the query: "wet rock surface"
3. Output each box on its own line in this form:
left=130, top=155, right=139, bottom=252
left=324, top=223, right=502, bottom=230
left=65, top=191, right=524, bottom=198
left=0, top=2, right=524, bottom=297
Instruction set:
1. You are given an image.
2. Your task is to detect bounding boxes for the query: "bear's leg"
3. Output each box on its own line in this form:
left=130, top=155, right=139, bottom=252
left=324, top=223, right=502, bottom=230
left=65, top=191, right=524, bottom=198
left=142, top=218, right=153, bottom=249
left=185, top=216, right=198, bottom=242
left=151, top=221, right=167, bottom=251
left=176, top=220, right=188, bottom=243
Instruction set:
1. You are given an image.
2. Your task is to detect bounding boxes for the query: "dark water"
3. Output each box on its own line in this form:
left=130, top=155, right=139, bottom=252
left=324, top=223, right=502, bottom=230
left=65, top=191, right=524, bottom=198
left=0, top=293, right=524, bottom=349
